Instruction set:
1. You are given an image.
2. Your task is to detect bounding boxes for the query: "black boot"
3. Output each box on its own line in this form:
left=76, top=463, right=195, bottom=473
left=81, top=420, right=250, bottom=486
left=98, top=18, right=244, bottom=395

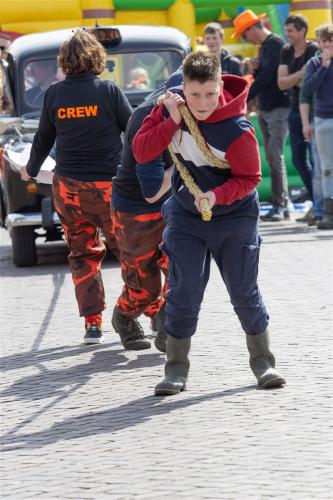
left=112, top=307, right=151, bottom=350
left=154, top=336, right=191, bottom=396
left=154, top=303, right=167, bottom=353
left=317, top=198, right=333, bottom=230
left=246, top=331, right=286, bottom=388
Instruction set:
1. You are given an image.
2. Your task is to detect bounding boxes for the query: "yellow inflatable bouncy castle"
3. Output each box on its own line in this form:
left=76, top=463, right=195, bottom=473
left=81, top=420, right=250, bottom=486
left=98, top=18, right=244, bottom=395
left=1, top=0, right=332, bottom=201
left=1, top=0, right=332, bottom=46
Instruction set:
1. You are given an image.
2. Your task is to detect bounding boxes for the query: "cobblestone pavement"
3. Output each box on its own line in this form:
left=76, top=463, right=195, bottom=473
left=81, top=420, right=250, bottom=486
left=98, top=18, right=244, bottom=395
left=1, top=220, right=332, bottom=500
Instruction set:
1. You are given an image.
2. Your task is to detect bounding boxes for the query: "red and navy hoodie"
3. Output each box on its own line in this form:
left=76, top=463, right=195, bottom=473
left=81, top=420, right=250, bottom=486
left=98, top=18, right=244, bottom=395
left=133, top=75, right=261, bottom=217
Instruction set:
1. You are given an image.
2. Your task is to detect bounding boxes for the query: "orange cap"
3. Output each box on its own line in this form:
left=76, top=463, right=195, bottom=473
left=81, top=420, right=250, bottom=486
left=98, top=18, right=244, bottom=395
left=231, top=10, right=266, bottom=39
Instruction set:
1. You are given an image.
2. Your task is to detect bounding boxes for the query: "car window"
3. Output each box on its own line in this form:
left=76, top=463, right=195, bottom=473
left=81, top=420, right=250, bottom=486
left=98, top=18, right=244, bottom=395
left=100, top=51, right=182, bottom=91
left=24, top=59, right=61, bottom=107
left=22, top=50, right=182, bottom=109
left=0, top=62, right=14, bottom=116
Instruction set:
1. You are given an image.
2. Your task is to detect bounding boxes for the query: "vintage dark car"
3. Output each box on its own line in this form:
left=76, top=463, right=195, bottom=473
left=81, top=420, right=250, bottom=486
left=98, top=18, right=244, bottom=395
left=0, top=25, right=190, bottom=266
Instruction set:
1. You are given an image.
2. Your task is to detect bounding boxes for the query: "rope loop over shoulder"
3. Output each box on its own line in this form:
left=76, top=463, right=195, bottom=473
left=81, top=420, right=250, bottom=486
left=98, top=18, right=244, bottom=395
left=157, top=94, right=231, bottom=221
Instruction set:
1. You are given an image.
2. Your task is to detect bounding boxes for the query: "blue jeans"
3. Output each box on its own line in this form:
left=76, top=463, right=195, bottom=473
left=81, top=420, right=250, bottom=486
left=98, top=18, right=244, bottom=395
left=288, top=110, right=313, bottom=200
left=258, top=107, right=289, bottom=209
left=314, top=117, right=333, bottom=198
left=310, top=126, right=323, bottom=216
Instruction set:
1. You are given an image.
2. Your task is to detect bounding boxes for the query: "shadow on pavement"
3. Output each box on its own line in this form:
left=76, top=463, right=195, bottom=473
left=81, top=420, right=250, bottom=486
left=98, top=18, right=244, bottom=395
left=1, top=385, right=255, bottom=451
left=1, top=348, right=165, bottom=402
left=258, top=223, right=333, bottom=242
left=0, top=246, right=119, bottom=277
left=2, top=343, right=116, bottom=372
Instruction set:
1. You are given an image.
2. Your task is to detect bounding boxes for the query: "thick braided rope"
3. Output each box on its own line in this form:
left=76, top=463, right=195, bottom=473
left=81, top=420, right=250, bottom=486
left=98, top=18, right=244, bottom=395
left=168, top=146, right=212, bottom=221
left=178, top=104, right=230, bottom=170
left=157, top=95, right=230, bottom=221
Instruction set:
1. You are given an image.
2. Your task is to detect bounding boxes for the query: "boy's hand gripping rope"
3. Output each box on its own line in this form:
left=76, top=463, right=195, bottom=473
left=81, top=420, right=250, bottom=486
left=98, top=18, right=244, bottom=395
left=158, top=94, right=230, bottom=222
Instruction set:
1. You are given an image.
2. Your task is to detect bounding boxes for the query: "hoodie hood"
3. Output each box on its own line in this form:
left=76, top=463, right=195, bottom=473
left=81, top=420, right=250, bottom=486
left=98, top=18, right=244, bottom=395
left=204, top=75, right=249, bottom=123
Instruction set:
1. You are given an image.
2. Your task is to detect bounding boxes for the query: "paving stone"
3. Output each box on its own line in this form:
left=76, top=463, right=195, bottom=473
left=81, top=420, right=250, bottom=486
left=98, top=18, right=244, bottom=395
left=1, top=222, right=332, bottom=499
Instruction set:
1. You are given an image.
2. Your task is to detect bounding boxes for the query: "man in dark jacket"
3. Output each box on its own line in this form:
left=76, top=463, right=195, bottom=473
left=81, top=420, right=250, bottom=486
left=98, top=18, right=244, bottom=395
left=204, top=22, right=242, bottom=76
left=111, top=72, right=183, bottom=352
left=232, top=9, right=291, bottom=221
left=111, top=87, right=172, bottom=352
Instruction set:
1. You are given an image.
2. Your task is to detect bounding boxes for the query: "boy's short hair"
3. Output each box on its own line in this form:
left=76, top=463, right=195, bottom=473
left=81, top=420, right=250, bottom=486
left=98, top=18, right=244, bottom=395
left=285, top=14, right=308, bottom=35
left=58, top=29, right=106, bottom=76
left=204, top=22, right=224, bottom=39
left=315, top=23, right=333, bottom=41
left=183, top=51, right=221, bottom=84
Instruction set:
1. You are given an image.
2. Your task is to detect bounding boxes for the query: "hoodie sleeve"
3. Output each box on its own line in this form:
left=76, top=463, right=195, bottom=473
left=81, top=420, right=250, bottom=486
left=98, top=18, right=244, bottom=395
left=212, top=128, right=261, bottom=205
left=248, top=38, right=282, bottom=102
left=303, top=57, right=328, bottom=96
left=133, top=105, right=180, bottom=163
left=26, top=89, right=56, bottom=177
left=112, top=84, right=133, bottom=132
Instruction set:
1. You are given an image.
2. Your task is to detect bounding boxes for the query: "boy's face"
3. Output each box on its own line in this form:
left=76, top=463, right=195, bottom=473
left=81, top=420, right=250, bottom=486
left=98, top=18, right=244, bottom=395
left=204, top=31, right=222, bottom=54
left=319, top=37, right=333, bottom=57
left=182, top=79, right=221, bottom=121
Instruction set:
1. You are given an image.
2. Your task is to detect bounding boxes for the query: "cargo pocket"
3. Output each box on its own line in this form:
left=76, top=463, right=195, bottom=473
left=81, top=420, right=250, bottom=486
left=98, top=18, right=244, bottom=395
left=122, top=265, right=141, bottom=291
left=240, top=238, right=261, bottom=286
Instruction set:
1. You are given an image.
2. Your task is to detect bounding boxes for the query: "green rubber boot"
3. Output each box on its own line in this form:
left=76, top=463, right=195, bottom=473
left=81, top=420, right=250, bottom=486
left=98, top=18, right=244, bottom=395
left=154, top=303, right=167, bottom=353
left=246, top=331, right=286, bottom=388
left=154, top=336, right=191, bottom=396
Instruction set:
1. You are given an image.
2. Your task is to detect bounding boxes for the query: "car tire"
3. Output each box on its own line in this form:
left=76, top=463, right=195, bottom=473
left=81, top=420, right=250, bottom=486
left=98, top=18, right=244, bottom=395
left=11, top=226, right=37, bottom=267
left=0, top=185, right=7, bottom=228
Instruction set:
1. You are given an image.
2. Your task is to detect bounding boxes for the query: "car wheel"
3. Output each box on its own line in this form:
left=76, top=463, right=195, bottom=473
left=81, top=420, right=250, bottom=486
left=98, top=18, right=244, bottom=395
left=11, top=226, right=37, bottom=267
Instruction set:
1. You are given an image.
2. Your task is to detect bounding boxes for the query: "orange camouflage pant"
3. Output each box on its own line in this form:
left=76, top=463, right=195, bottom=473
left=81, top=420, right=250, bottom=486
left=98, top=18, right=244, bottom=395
left=52, top=174, right=119, bottom=317
left=111, top=208, right=168, bottom=318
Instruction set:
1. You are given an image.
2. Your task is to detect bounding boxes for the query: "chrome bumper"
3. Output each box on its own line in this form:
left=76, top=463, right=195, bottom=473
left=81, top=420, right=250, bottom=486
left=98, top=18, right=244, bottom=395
left=6, top=212, right=60, bottom=230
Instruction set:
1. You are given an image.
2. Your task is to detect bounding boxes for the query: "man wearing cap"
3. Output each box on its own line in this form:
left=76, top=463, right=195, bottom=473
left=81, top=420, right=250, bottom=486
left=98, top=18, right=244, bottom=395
left=232, top=10, right=291, bottom=222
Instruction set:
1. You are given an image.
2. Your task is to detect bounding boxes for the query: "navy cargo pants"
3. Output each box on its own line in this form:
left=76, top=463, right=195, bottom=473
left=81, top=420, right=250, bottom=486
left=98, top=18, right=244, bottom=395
left=161, top=193, right=269, bottom=339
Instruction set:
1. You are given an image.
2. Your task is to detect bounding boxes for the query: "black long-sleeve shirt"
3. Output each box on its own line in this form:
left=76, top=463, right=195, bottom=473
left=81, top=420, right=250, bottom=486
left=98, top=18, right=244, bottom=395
left=112, top=87, right=173, bottom=214
left=27, top=73, right=132, bottom=181
left=248, top=33, right=290, bottom=111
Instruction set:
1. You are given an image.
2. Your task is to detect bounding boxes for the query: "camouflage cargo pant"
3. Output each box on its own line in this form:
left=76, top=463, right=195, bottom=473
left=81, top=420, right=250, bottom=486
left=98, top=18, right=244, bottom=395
left=52, top=174, right=119, bottom=317
left=111, top=208, right=168, bottom=318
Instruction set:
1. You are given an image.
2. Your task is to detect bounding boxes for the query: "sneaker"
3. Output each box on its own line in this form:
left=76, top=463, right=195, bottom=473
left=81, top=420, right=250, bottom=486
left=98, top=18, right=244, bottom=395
left=84, top=323, right=103, bottom=345
left=154, top=303, right=167, bottom=353
left=112, top=307, right=151, bottom=350
left=261, top=207, right=284, bottom=222
left=296, top=207, right=315, bottom=223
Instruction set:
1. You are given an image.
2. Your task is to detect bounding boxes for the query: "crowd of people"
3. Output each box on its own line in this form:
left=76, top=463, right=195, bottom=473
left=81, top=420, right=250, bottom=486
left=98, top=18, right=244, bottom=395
left=14, top=13, right=332, bottom=395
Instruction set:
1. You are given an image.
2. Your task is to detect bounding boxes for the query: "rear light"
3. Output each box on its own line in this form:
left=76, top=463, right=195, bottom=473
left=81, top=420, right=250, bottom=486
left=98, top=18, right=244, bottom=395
left=82, top=27, right=121, bottom=47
